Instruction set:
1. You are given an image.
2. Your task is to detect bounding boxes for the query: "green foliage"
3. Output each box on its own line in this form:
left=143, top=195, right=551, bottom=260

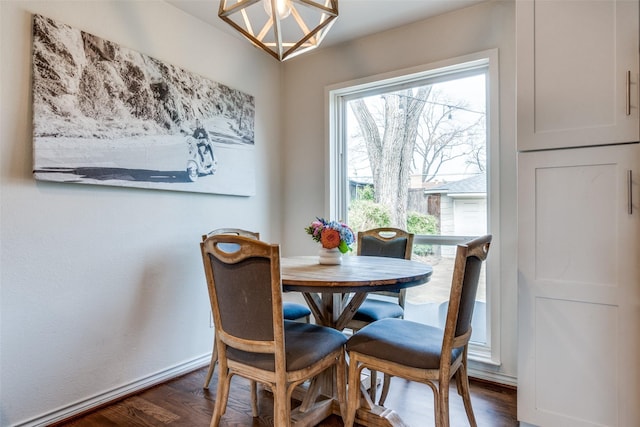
left=348, top=200, right=439, bottom=256
left=356, top=185, right=375, bottom=201
left=407, top=211, right=439, bottom=256
left=348, top=199, right=391, bottom=235
left=406, top=211, right=438, bottom=235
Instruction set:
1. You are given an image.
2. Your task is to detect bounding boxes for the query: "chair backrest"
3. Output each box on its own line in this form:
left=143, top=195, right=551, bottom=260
left=200, top=234, right=284, bottom=361
left=442, top=234, right=492, bottom=359
left=357, top=227, right=414, bottom=260
left=202, top=227, right=260, bottom=242
left=357, top=228, right=414, bottom=304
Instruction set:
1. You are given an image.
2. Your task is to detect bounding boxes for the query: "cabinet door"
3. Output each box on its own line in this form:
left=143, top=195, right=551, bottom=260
left=517, top=143, right=640, bottom=426
left=517, top=0, right=639, bottom=151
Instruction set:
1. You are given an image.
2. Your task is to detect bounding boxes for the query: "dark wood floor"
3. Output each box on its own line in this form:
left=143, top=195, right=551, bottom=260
left=55, top=367, right=517, bottom=426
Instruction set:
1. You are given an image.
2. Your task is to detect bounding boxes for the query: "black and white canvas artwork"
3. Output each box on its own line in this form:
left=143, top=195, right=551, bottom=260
left=32, top=14, right=256, bottom=196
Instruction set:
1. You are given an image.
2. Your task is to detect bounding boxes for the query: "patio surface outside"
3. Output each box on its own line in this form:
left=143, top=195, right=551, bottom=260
left=398, top=253, right=487, bottom=344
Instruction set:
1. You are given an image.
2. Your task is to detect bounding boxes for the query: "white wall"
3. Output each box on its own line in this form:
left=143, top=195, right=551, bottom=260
left=1, top=1, right=519, bottom=424
left=280, top=0, right=518, bottom=383
left=0, top=1, right=282, bottom=425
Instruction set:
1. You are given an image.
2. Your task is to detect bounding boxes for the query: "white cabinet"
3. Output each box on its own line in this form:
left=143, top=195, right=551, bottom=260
left=517, top=143, right=640, bottom=426
left=517, top=0, right=639, bottom=151
left=517, top=2, right=640, bottom=425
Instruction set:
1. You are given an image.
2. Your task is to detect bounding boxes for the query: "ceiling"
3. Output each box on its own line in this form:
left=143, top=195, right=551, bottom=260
left=166, top=0, right=485, bottom=48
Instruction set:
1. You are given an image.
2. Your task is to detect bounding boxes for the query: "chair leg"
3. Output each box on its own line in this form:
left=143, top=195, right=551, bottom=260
left=203, top=340, right=217, bottom=389
left=456, top=364, right=478, bottom=427
left=437, top=379, right=451, bottom=427
left=368, top=369, right=377, bottom=401
left=336, top=352, right=348, bottom=420
left=250, top=380, right=259, bottom=417
left=456, top=370, right=465, bottom=396
left=273, top=381, right=291, bottom=427
left=210, top=367, right=231, bottom=427
left=378, top=373, right=391, bottom=406
left=344, top=355, right=362, bottom=427
left=425, top=381, right=441, bottom=427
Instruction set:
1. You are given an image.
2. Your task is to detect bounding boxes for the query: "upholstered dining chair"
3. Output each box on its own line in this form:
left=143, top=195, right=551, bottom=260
left=201, top=228, right=311, bottom=391
left=347, top=227, right=414, bottom=403
left=344, top=235, right=492, bottom=427
left=202, top=229, right=311, bottom=322
left=200, top=234, right=347, bottom=427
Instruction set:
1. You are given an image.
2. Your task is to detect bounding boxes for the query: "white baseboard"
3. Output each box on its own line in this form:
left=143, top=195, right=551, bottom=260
left=468, top=365, right=517, bottom=388
left=14, top=354, right=211, bottom=427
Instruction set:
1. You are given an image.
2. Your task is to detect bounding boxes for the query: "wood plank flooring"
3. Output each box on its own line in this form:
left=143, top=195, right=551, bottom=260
left=54, top=367, right=517, bottom=426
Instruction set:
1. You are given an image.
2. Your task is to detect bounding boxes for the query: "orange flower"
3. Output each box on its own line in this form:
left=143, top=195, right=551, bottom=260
left=320, top=228, right=341, bottom=249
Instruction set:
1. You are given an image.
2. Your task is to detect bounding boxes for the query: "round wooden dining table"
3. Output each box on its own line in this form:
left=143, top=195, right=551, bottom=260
left=281, top=255, right=433, bottom=330
left=280, top=255, right=433, bottom=427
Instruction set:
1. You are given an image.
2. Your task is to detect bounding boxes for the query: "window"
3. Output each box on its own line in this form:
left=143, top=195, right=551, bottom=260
left=328, top=51, right=500, bottom=365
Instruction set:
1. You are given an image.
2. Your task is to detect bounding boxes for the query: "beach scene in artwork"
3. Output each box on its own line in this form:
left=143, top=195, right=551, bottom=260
left=32, top=14, right=256, bottom=196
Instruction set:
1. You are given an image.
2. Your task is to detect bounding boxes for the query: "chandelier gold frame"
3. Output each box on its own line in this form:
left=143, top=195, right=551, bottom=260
left=218, top=0, right=339, bottom=61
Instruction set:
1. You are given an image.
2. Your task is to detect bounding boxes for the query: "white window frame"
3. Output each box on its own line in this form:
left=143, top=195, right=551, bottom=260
left=326, top=49, right=502, bottom=367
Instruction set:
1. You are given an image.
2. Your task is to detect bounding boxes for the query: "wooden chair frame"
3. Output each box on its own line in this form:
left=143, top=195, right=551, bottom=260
left=202, top=228, right=260, bottom=392
left=201, top=227, right=260, bottom=242
left=350, top=227, right=414, bottom=404
left=201, top=228, right=310, bottom=391
left=344, top=235, right=492, bottom=427
left=201, top=234, right=347, bottom=427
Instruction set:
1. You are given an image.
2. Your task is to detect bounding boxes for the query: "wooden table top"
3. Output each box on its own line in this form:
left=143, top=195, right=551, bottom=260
left=281, top=255, right=433, bottom=293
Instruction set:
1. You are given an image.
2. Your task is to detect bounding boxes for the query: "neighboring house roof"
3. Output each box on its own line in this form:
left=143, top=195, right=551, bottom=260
left=349, top=177, right=374, bottom=185
left=425, top=173, right=486, bottom=195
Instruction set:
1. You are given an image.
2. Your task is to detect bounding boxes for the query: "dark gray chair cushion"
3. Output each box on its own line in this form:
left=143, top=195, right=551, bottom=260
left=351, top=299, right=404, bottom=322
left=227, top=321, right=346, bottom=371
left=283, top=302, right=311, bottom=320
left=346, top=318, right=462, bottom=370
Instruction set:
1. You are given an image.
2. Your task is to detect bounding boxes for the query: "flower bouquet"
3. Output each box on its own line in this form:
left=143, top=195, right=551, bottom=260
left=305, top=218, right=355, bottom=254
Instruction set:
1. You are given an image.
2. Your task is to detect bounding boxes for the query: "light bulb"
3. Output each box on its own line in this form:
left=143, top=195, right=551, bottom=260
left=263, top=0, right=292, bottom=19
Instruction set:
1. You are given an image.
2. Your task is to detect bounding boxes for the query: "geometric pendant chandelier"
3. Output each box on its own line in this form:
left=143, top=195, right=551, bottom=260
left=218, top=0, right=339, bottom=62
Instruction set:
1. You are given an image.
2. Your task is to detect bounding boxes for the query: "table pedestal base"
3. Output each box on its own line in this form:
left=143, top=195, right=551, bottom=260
left=355, top=406, right=410, bottom=427
left=289, top=396, right=335, bottom=427
left=292, top=376, right=410, bottom=427
left=349, top=381, right=410, bottom=427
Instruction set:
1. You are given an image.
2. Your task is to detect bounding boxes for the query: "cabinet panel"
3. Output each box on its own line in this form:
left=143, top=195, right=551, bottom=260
left=517, top=144, right=640, bottom=426
left=535, top=298, right=618, bottom=426
left=517, top=0, right=639, bottom=151
left=535, top=163, right=617, bottom=285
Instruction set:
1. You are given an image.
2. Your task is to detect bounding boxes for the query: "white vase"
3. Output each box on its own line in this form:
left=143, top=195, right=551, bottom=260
left=318, top=247, right=342, bottom=265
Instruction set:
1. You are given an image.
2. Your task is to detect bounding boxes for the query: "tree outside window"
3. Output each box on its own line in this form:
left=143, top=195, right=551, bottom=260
left=343, top=72, right=488, bottom=343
